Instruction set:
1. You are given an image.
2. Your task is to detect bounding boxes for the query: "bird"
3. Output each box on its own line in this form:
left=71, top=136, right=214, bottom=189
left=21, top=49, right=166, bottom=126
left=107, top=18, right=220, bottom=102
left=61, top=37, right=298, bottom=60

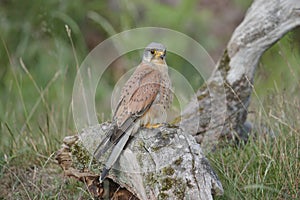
left=94, top=42, right=173, bottom=183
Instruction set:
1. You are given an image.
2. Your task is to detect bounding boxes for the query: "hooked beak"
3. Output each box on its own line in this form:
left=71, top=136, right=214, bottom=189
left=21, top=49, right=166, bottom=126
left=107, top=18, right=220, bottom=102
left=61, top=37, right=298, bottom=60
left=154, top=51, right=165, bottom=59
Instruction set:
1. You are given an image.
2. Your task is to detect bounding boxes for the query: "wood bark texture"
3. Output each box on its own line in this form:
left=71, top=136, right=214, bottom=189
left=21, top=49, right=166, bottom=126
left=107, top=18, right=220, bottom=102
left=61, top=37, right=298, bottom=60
left=181, top=0, right=300, bottom=150
left=56, top=0, right=300, bottom=199
left=56, top=124, right=223, bottom=199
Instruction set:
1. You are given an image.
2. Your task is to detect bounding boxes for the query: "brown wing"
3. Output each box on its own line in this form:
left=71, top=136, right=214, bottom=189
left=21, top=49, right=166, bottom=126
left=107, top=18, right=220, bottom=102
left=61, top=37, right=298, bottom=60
left=94, top=64, right=161, bottom=159
left=159, top=72, right=173, bottom=109
left=113, top=63, right=162, bottom=129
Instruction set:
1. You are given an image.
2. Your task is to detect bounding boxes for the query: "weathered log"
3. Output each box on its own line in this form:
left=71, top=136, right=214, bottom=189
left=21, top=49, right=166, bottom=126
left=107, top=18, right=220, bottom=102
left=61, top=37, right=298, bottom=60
left=56, top=123, right=223, bottom=199
left=181, top=0, right=300, bottom=150
left=56, top=0, right=300, bottom=199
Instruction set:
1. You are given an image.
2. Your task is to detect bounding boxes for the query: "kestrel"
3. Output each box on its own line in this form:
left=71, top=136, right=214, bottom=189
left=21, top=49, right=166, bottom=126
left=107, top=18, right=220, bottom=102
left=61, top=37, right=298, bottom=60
left=94, top=42, right=173, bottom=182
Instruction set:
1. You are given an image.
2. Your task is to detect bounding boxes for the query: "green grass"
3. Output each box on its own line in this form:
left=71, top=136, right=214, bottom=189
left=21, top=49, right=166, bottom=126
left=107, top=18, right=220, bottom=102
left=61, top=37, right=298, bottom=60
left=1, top=43, right=299, bottom=199
left=210, top=93, right=300, bottom=199
left=208, top=33, right=300, bottom=199
left=0, top=0, right=299, bottom=199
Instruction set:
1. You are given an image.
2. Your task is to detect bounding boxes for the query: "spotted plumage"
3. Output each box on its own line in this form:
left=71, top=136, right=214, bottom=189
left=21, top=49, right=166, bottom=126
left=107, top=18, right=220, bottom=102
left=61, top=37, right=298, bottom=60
left=94, top=42, right=173, bottom=182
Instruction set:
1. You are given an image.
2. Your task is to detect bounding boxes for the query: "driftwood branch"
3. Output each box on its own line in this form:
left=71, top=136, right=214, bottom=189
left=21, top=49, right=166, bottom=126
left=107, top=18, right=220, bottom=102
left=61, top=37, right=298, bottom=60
left=57, top=124, right=223, bottom=199
left=56, top=0, right=300, bottom=199
left=181, top=0, right=300, bottom=150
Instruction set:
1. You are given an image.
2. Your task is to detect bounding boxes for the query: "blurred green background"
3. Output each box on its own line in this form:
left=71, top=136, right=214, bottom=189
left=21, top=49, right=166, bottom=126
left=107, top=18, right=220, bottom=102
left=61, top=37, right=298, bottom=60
left=0, top=0, right=299, bottom=199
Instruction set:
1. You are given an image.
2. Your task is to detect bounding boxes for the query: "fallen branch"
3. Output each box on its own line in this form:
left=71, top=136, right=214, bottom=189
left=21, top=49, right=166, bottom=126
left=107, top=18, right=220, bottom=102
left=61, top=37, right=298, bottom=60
left=56, top=0, right=300, bottom=199
left=181, top=0, right=300, bottom=149
left=56, top=124, right=223, bottom=199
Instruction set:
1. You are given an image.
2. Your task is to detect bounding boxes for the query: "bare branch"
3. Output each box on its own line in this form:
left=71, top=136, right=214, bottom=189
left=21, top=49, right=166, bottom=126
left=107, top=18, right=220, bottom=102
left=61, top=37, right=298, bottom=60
left=181, top=0, right=300, bottom=150
left=56, top=0, right=300, bottom=199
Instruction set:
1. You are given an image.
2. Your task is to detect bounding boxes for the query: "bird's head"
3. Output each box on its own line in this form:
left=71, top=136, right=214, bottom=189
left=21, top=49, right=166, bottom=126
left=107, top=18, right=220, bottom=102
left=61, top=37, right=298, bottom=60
left=143, top=42, right=166, bottom=65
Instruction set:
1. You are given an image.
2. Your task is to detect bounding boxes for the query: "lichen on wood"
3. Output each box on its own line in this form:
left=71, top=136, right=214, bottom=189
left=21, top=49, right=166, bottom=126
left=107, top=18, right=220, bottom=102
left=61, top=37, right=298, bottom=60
left=56, top=123, right=223, bottom=199
left=56, top=0, right=300, bottom=199
left=181, top=0, right=300, bottom=150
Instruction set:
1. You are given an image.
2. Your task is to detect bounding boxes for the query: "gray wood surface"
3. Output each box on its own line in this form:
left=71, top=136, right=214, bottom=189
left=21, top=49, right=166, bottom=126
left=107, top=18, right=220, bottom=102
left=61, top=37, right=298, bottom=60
left=56, top=1, right=300, bottom=199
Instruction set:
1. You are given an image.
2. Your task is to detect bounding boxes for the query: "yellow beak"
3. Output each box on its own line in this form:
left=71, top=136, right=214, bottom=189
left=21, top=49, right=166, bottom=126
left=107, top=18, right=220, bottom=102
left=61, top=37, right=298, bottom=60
left=154, top=51, right=164, bottom=59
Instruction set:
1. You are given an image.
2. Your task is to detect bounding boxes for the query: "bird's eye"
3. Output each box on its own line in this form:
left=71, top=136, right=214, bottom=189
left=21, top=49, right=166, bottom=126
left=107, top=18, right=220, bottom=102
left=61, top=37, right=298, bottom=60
left=150, top=50, right=155, bottom=55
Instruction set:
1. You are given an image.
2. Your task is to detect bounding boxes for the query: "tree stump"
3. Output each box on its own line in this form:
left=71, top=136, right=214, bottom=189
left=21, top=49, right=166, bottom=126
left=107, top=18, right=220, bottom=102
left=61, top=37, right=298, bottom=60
left=56, top=123, right=223, bottom=199
left=56, top=0, right=300, bottom=199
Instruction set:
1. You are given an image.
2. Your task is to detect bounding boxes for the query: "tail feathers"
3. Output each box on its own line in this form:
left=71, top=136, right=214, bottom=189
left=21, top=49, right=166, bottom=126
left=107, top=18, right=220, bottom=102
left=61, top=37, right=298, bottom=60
left=100, top=167, right=109, bottom=183
left=94, top=123, right=125, bottom=160
left=99, top=130, right=131, bottom=182
left=94, top=124, right=117, bottom=160
left=94, top=137, right=111, bottom=160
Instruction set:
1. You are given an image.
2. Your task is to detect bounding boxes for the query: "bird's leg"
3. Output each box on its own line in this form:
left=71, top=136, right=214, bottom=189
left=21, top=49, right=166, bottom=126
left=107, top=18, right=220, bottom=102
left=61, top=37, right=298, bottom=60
left=144, top=123, right=165, bottom=129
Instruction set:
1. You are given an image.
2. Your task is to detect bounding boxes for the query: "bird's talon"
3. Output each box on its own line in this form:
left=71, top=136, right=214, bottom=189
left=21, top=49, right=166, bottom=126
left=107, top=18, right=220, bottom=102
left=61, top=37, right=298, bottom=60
left=144, top=123, right=164, bottom=129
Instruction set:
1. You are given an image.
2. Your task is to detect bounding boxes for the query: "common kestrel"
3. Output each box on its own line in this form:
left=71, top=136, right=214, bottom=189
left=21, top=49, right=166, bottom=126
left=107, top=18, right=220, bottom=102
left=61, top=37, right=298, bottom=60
left=94, top=42, right=173, bottom=182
